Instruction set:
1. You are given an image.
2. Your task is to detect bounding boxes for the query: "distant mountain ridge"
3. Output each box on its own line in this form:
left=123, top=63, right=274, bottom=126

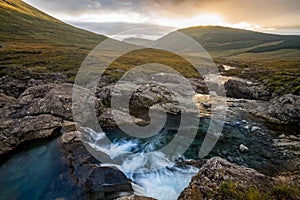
left=153, top=26, right=300, bottom=58
left=178, top=26, right=300, bottom=52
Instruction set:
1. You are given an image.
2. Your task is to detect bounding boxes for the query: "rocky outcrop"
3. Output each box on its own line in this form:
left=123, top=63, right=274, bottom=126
left=0, top=114, right=61, bottom=156
left=225, top=79, right=271, bottom=100
left=178, top=157, right=273, bottom=200
left=0, top=81, right=107, bottom=158
left=267, top=94, right=300, bottom=124
left=0, top=72, right=67, bottom=98
left=252, top=94, right=300, bottom=124
left=178, top=157, right=300, bottom=200
left=59, top=124, right=134, bottom=199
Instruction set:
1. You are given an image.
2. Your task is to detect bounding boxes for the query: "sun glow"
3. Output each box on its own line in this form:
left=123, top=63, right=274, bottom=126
left=155, top=14, right=225, bottom=28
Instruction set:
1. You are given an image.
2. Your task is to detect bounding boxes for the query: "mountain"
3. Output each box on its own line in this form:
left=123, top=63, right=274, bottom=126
left=0, top=0, right=106, bottom=80
left=161, top=26, right=300, bottom=58
left=0, top=0, right=106, bottom=46
left=123, top=37, right=154, bottom=46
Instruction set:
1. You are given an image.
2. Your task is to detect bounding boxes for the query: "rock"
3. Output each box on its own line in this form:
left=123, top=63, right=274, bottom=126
left=0, top=82, right=104, bottom=157
left=239, top=144, right=249, bottom=153
left=0, top=73, right=67, bottom=98
left=188, top=78, right=209, bottom=94
left=97, top=83, right=181, bottom=118
left=178, top=157, right=272, bottom=200
left=16, top=83, right=74, bottom=120
left=252, top=94, right=300, bottom=124
left=0, top=114, right=61, bottom=157
left=251, top=126, right=260, bottom=132
left=267, top=94, right=300, bottom=124
left=224, top=79, right=271, bottom=100
left=116, top=195, right=156, bottom=200
left=0, top=93, right=16, bottom=108
left=59, top=128, right=134, bottom=199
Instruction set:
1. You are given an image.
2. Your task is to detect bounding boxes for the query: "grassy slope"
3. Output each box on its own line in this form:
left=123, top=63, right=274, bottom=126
left=173, top=26, right=300, bottom=95
left=178, top=26, right=300, bottom=57
left=0, top=0, right=106, bottom=80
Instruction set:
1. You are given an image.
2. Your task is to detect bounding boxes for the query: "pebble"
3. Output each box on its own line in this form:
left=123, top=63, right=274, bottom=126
left=239, top=144, right=249, bottom=153
left=221, top=150, right=228, bottom=156
left=251, top=126, right=260, bottom=132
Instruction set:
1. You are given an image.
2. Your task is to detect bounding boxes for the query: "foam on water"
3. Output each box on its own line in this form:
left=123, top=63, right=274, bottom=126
left=84, top=128, right=199, bottom=200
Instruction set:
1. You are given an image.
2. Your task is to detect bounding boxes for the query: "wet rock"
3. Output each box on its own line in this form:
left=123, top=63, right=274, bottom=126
left=239, top=144, right=249, bottom=153
left=0, top=82, right=104, bottom=157
left=59, top=128, right=134, bottom=199
left=251, top=126, right=260, bottom=132
left=0, top=114, right=61, bottom=156
left=224, top=79, right=271, bottom=100
left=116, top=195, right=156, bottom=200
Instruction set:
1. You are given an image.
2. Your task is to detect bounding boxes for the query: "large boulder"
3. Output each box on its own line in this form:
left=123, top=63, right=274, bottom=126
left=268, top=94, right=300, bottom=124
left=59, top=125, right=134, bottom=199
left=0, top=82, right=104, bottom=157
left=178, top=157, right=273, bottom=200
left=252, top=94, right=300, bottom=124
left=0, top=114, right=61, bottom=157
left=225, top=79, right=271, bottom=100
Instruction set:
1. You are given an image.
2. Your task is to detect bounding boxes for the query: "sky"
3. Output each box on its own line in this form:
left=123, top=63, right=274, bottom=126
left=23, top=0, right=300, bottom=37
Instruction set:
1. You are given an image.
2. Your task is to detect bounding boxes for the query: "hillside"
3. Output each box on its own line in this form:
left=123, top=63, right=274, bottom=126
left=156, top=26, right=300, bottom=95
left=177, top=26, right=300, bottom=57
left=123, top=37, right=154, bottom=46
left=0, top=0, right=106, bottom=80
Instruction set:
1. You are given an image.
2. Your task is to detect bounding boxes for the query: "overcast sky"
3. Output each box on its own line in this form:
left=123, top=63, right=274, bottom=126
left=23, top=0, right=300, bottom=36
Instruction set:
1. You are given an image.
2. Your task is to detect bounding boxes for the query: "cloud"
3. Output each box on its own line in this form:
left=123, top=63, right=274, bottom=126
left=23, top=0, right=300, bottom=31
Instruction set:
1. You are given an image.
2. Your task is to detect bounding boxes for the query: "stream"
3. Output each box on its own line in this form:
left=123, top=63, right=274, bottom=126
left=0, top=97, right=299, bottom=200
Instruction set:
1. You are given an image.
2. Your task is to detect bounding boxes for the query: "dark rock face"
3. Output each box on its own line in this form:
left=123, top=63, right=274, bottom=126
left=59, top=127, right=134, bottom=199
left=225, top=79, right=271, bottom=100
left=0, top=81, right=105, bottom=158
left=15, top=83, right=73, bottom=120
left=268, top=94, right=300, bottom=124
left=252, top=94, right=300, bottom=124
left=178, top=157, right=272, bottom=200
left=0, top=114, right=61, bottom=156
left=0, top=73, right=67, bottom=98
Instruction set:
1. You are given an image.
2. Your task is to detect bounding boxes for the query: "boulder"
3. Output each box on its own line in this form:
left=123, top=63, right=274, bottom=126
left=178, top=157, right=272, bottom=200
left=0, top=114, right=61, bottom=157
left=224, top=79, right=271, bottom=100
left=239, top=144, right=249, bottom=153
left=59, top=126, right=134, bottom=199
left=0, top=73, right=67, bottom=98
left=268, top=94, right=300, bottom=124
left=0, top=82, right=104, bottom=157
left=252, top=94, right=300, bottom=124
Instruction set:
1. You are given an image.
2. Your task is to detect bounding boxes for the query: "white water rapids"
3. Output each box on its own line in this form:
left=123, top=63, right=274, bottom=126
left=83, top=128, right=199, bottom=200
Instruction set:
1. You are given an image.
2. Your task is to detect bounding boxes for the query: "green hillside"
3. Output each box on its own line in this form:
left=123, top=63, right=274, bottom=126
left=177, top=26, right=300, bottom=57
left=0, top=0, right=106, bottom=80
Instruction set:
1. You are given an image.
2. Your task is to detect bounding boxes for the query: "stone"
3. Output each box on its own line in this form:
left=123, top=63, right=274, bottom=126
left=252, top=94, right=300, bottom=124
left=224, top=79, right=271, bottom=100
left=239, top=144, right=249, bottom=153
left=178, top=157, right=272, bottom=200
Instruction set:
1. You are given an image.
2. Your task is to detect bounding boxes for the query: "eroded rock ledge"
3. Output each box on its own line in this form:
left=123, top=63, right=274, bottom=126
left=178, top=157, right=299, bottom=200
